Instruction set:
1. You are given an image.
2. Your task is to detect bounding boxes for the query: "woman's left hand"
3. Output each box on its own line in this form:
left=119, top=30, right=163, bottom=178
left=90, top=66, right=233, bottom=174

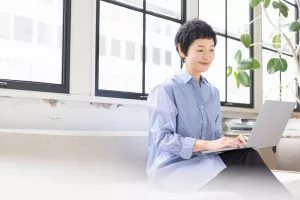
left=234, top=135, right=248, bottom=146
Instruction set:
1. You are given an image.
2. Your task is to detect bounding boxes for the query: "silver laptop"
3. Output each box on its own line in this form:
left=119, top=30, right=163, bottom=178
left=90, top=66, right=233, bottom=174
left=202, top=100, right=296, bottom=155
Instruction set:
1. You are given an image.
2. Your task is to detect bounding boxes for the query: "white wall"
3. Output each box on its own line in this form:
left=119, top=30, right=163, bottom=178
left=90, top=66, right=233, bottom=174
left=0, top=95, right=148, bottom=131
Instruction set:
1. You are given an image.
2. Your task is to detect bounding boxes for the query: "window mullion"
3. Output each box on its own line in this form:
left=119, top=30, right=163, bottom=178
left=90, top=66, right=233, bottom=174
left=142, top=0, right=146, bottom=96
left=225, top=0, right=228, bottom=102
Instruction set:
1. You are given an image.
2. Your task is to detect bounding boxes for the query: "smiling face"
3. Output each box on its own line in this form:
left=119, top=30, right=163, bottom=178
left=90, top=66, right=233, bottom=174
left=178, top=38, right=215, bottom=74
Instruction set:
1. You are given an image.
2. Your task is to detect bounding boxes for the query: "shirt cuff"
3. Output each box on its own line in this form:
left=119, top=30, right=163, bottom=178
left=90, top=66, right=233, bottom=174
left=180, top=137, right=196, bottom=159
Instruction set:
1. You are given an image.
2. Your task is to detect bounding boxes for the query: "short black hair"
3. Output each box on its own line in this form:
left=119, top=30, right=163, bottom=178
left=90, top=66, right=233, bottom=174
left=175, top=18, right=217, bottom=60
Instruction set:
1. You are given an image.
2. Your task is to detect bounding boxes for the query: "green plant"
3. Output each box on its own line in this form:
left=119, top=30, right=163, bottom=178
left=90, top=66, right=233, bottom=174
left=228, top=0, right=300, bottom=91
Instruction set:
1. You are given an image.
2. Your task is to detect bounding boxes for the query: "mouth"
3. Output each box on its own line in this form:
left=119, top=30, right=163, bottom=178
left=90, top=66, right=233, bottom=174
left=199, top=62, right=210, bottom=65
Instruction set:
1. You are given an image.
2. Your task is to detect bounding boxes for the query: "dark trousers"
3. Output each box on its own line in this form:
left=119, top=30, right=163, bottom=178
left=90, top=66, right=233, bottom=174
left=200, top=148, right=293, bottom=200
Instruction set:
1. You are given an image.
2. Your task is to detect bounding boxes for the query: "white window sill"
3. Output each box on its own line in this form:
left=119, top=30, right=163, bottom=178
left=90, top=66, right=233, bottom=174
left=0, top=88, right=146, bottom=106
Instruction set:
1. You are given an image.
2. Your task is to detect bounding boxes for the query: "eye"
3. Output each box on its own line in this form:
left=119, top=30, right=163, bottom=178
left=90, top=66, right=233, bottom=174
left=197, top=50, right=204, bottom=52
left=210, top=49, right=215, bottom=52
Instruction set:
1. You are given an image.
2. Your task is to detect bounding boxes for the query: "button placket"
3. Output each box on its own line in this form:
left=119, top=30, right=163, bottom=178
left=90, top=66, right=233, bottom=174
left=191, top=80, right=208, bottom=139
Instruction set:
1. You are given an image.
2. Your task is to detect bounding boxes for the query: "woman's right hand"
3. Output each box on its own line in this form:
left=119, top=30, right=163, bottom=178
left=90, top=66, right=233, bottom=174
left=204, top=137, right=242, bottom=151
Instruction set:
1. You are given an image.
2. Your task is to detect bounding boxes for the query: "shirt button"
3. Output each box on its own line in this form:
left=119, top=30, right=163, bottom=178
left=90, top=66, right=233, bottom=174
left=201, top=105, right=204, bottom=109
left=204, top=121, right=206, bottom=124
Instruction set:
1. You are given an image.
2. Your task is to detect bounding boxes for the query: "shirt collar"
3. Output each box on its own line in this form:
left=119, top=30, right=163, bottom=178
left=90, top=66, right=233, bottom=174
left=177, top=69, right=193, bottom=83
left=177, top=68, right=209, bottom=86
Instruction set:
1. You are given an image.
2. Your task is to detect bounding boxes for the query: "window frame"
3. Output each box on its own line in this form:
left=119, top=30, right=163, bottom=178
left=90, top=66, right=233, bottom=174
left=198, top=0, right=255, bottom=108
left=0, top=0, right=71, bottom=94
left=95, top=0, right=187, bottom=100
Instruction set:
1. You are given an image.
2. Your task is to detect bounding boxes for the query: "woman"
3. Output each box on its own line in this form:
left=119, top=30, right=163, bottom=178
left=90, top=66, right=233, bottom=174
left=146, top=19, right=292, bottom=200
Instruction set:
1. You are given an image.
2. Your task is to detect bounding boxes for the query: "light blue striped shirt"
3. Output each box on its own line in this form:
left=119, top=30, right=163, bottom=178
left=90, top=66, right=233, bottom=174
left=146, top=69, right=226, bottom=191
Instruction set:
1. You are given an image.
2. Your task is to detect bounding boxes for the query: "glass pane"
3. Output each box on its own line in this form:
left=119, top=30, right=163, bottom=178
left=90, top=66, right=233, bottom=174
left=0, top=0, right=64, bottom=84
left=114, top=0, right=143, bottom=8
left=202, top=36, right=226, bottom=102
left=227, top=39, right=250, bottom=104
left=0, top=12, right=11, bottom=39
left=145, top=15, right=181, bottom=93
left=281, top=54, right=298, bottom=103
left=262, top=49, right=280, bottom=101
left=39, top=0, right=55, bottom=4
left=14, top=15, right=33, bottom=42
left=146, top=0, right=181, bottom=19
left=262, top=6, right=279, bottom=50
left=98, top=1, right=143, bottom=93
left=199, top=0, right=225, bottom=33
left=37, top=22, right=53, bottom=45
left=227, top=0, right=249, bottom=38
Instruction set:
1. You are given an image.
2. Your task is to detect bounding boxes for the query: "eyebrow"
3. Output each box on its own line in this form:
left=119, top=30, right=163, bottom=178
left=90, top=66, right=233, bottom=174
left=197, top=45, right=215, bottom=47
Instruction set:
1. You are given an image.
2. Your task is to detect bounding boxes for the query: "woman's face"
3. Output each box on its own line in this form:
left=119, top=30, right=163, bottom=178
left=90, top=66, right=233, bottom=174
left=179, top=38, right=215, bottom=73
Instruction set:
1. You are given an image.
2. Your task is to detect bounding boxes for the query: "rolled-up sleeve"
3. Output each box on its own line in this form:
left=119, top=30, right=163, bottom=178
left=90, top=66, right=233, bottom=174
left=147, top=84, right=196, bottom=159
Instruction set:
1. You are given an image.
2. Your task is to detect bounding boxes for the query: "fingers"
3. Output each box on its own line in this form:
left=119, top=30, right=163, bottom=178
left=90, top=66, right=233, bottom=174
left=222, top=139, right=241, bottom=148
left=227, top=137, right=242, bottom=146
left=237, top=135, right=248, bottom=145
left=219, top=137, right=246, bottom=149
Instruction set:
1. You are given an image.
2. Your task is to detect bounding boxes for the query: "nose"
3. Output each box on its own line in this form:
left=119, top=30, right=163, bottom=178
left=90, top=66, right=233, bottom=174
left=202, top=54, right=209, bottom=60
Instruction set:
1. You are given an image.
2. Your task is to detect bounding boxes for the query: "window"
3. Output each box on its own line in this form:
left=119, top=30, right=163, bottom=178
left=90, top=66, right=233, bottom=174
left=99, top=35, right=106, bottom=56
left=13, top=16, right=34, bottom=43
left=111, top=39, right=121, bottom=57
left=0, top=0, right=71, bottom=93
left=126, top=41, right=135, bottom=60
left=37, top=22, right=53, bottom=45
left=0, top=12, right=11, bottom=40
left=198, top=0, right=225, bottom=33
left=57, top=26, right=62, bottom=48
left=153, top=19, right=161, bottom=34
left=145, top=15, right=181, bottom=93
left=146, top=0, right=182, bottom=19
left=262, top=0, right=299, bottom=111
left=165, top=24, right=172, bottom=36
left=153, top=47, right=160, bottom=65
left=199, top=0, right=253, bottom=107
left=96, top=0, right=184, bottom=99
left=39, top=0, right=55, bottom=4
left=165, top=51, right=172, bottom=66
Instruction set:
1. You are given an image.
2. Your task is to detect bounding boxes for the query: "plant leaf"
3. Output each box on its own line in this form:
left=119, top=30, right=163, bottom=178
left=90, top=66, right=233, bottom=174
left=264, top=0, right=270, bottom=8
left=279, top=4, right=288, bottom=17
left=238, top=58, right=261, bottom=70
left=272, top=34, right=281, bottom=49
left=227, top=66, right=233, bottom=77
left=278, top=58, right=288, bottom=72
left=234, top=72, right=240, bottom=88
left=267, top=58, right=280, bottom=74
left=289, top=20, right=300, bottom=32
left=250, top=0, right=263, bottom=7
left=234, top=50, right=242, bottom=63
left=240, top=34, right=251, bottom=49
left=238, top=71, right=251, bottom=87
left=272, top=1, right=280, bottom=8
left=280, top=1, right=289, bottom=11
left=272, top=1, right=289, bottom=17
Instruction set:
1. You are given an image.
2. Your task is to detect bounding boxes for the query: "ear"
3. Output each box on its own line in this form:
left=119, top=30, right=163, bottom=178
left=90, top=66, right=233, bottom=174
left=177, top=43, right=186, bottom=60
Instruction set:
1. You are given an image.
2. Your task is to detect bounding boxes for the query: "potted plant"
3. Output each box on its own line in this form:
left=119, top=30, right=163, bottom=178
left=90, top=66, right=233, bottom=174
left=228, top=0, right=300, bottom=171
